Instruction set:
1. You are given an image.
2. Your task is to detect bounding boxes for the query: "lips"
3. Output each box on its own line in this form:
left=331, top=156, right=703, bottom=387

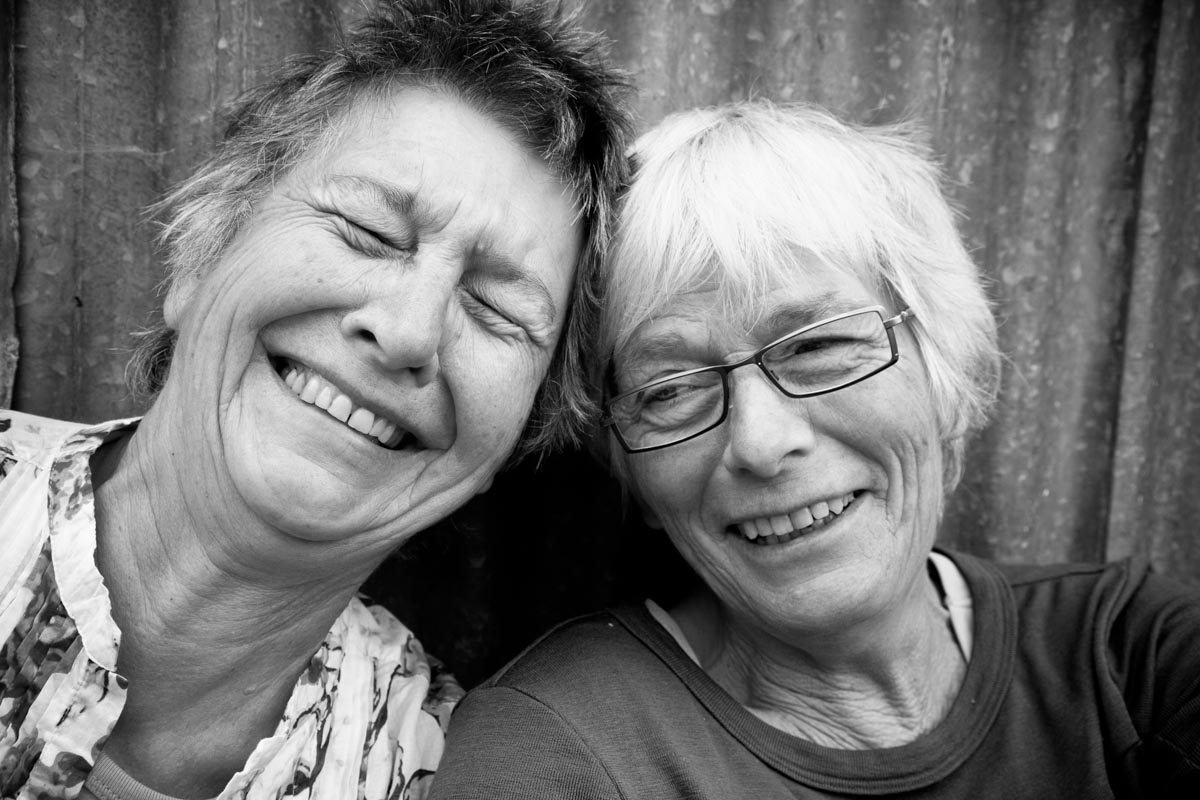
left=273, top=357, right=414, bottom=450
left=728, top=491, right=860, bottom=546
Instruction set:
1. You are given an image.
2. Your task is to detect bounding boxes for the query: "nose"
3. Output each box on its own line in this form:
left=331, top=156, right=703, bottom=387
left=721, top=367, right=816, bottom=477
left=339, top=257, right=457, bottom=384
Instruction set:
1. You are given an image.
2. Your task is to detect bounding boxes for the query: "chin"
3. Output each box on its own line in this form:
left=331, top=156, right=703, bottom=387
left=222, top=439, right=400, bottom=542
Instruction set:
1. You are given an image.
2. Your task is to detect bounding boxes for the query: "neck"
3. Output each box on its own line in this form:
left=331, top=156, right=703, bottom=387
left=675, top=575, right=965, bottom=749
left=88, top=414, right=381, bottom=796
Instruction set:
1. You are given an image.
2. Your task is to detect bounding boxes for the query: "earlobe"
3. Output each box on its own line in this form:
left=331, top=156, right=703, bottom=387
left=163, top=272, right=200, bottom=330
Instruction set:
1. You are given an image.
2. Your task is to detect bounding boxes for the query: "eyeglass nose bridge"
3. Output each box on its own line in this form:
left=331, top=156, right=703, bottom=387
left=713, top=353, right=798, bottom=415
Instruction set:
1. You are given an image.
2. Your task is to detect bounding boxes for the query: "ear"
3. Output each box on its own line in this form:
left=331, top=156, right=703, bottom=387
left=475, top=474, right=494, bottom=495
left=163, top=273, right=200, bottom=330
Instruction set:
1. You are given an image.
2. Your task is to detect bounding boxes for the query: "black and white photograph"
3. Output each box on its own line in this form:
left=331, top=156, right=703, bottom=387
left=1, top=1, right=1197, bottom=797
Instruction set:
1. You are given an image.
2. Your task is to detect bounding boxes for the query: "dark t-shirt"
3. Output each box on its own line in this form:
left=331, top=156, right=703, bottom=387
left=430, top=550, right=1200, bottom=799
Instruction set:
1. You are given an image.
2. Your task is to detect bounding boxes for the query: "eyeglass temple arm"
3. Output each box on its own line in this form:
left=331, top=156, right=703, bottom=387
left=884, top=308, right=915, bottom=329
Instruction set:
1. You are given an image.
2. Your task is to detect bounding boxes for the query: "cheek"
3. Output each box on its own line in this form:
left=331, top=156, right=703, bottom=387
left=889, top=393, right=942, bottom=475
left=861, top=393, right=944, bottom=538
left=843, top=370, right=942, bottom=460
left=455, top=340, right=548, bottom=441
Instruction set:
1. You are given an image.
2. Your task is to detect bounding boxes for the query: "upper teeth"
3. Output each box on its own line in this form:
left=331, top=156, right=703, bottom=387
left=735, top=493, right=856, bottom=540
left=280, top=361, right=406, bottom=448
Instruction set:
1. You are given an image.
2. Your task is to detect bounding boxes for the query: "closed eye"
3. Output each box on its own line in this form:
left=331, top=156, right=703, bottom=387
left=458, top=287, right=526, bottom=339
left=333, top=215, right=410, bottom=258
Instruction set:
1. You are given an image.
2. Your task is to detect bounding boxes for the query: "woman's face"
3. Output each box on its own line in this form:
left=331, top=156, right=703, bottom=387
left=617, top=257, right=945, bottom=640
left=158, top=87, right=582, bottom=548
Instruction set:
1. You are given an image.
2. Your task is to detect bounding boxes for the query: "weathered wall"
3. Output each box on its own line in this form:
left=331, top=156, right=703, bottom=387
left=1, top=0, right=18, bottom=407
left=4, top=0, right=1198, bottom=685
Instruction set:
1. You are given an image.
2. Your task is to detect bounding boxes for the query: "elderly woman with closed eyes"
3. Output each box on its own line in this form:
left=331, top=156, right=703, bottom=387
left=0, top=1, right=631, bottom=797
left=431, top=101, right=1200, bottom=800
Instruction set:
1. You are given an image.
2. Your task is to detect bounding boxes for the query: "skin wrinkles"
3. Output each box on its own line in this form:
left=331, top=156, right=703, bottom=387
left=322, top=173, right=420, bottom=229
left=302, top=175, right=562, bottom=344
left=748, top=291, right=852, bottom=342
left=464, top=254, right=559, bottom=341
left=90, top=88, right=584, bottom=792
left=615, top=290, right=858, bottom=391
left=679, top=550, right=963, bottom=749
left=160, top=87, right=580, bottom=546
left=626, top=257, right=964, bottom=748
left=614, top=312, right=729, bottom=390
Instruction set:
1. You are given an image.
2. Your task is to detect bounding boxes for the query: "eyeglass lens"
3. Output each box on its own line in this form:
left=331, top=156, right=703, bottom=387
left=611, top=310, right=894, bottom=451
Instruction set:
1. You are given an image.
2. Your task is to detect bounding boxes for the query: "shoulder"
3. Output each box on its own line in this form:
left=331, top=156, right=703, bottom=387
left=449, top=605, right=694, bottom=756
left=985, top=552, right=1198, bottom=625
left=943, top=549, right=1200, bottom=704
left=955, top=551, right=1200, bottom=762
left=949, top=548, right=1200, bottom=640
left=993, top=553, right=1144, bottom=588
left=0, top=410, right=83, bottom=472
left=0, top=411, right=140, bottom=494
left=331, top=597, right=465, bottom=726
left=432, top=610, right=652, bottom=800
left=945, top=547, right=1178, bottom=610
left=243, top=599, right=462, bottom=797
left=481, top=608, right=663, bottom=703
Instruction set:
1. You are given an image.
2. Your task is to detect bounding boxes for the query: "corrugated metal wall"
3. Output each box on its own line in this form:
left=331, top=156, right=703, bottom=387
left=3, top=0, right=1198, bottom=685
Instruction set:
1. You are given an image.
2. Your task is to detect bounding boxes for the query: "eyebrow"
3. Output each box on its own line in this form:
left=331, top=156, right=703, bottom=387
left=325, top=174, right=419, bottom=221
left=470, top=254, right=559, bottom=331
left=618, top=330, right=697, bottom=367
left=756, top=292, right=865, bottom=336
left=618, top=291, right=869, bottom=369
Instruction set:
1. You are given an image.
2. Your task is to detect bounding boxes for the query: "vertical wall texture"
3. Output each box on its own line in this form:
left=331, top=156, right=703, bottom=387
left=4, top=0, right=1198, bottom=684
left=1, top=0, right=18, bottom=407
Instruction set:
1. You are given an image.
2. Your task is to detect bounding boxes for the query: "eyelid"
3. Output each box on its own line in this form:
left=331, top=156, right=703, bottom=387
left=312, top=178, right=418, bottom=247
left=459, top=274, right=555, bottom=347
left=458, top=287, right=531, bottom=341
left=333, top=214, right=411, bottom=256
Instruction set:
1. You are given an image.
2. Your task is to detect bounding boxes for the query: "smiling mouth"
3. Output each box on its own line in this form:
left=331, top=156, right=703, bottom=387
left=271, top=357, right=415, bottom=451
left=727, top=491, right=862, bottom=546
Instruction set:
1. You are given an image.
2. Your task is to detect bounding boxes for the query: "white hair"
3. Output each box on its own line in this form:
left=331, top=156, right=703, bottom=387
left=599, top=100, right=1001, bottom=490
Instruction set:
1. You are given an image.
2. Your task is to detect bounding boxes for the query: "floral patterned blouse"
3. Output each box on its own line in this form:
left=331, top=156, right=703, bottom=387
left=0, top=411, right=462, bottom=799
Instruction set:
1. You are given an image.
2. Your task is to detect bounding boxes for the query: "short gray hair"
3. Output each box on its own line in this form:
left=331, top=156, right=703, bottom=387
left=598, top=101, right=1000, bottom=490
left=130, top=0, right=632, bottom=459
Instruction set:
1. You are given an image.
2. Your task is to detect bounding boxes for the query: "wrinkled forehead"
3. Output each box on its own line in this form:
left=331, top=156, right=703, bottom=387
left=609, top=248, right=887, bottom=366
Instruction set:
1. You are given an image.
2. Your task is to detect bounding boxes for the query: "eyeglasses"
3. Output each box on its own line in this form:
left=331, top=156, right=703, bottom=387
left=602, top=306, right=914, bottom=453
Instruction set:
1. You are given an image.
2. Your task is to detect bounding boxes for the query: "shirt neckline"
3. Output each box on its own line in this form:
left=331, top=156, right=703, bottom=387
left=612, top=549, right=1016, bottom=794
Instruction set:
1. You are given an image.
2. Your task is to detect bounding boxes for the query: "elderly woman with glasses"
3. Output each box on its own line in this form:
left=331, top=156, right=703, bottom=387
left=430, top=101, right=1200, bottom=799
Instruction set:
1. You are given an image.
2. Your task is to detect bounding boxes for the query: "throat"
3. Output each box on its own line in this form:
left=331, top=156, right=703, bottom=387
left=743, top=654, right=966, bottom=748
left=702, top=602, right=967, bottom=749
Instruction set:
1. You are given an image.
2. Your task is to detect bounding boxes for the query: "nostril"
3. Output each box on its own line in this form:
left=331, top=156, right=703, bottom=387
left=342, top=301, right=444, bottom=373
